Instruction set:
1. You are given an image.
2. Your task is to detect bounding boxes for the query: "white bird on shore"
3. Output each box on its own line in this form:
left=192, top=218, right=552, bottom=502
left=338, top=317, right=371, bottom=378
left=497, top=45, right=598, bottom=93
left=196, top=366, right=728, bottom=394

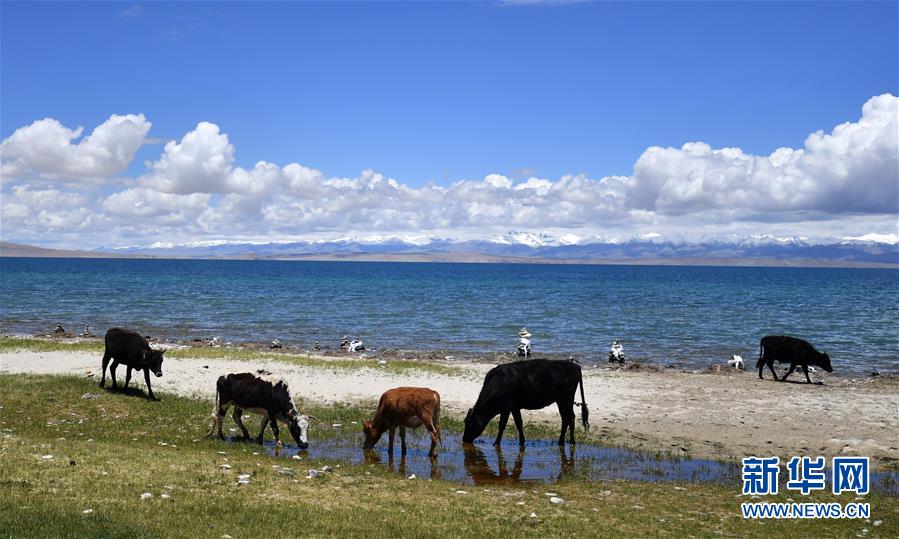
left=727, top=355, right=745, bottom=370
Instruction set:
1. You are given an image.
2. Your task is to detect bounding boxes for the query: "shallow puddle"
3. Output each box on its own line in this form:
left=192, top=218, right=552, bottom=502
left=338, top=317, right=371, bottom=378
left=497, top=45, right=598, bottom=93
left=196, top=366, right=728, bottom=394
left=244, top=429, right=732, bottom=485
left=218, top=429, right=899, bottom=494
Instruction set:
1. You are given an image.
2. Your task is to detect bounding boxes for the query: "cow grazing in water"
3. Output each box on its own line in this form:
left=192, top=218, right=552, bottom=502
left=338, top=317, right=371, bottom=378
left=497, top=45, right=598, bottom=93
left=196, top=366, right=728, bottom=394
left=206, top=370, right=311, bottom=449
left=463, top=359, right=589, bottom=447
left=99, top=328, right=166, bottom=400
left=757, top=335, right=833, bottom=384
left=363, top=387, right=442, bottom=457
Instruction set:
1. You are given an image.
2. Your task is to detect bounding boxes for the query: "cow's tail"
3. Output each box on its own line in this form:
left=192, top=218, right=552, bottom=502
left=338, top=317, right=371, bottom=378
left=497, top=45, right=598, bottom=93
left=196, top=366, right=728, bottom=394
left=576, top=366, right=589, bottom=431
left=433, top=391, right=443, bottom=445
left=204, top=380, right=222, bottom=439
left=756, top=339, right=765, bottom=369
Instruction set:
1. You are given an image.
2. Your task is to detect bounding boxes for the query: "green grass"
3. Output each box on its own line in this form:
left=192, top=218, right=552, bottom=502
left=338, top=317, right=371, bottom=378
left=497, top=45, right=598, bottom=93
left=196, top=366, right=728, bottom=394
left=1, top=374, right=895, bottom=538
left=0, top=336, right=466, bottom=377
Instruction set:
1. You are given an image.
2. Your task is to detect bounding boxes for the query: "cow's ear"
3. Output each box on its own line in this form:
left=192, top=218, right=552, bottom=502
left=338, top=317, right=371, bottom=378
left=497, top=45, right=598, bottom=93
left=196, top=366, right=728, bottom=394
left=160, top=348, right=167, bottom=355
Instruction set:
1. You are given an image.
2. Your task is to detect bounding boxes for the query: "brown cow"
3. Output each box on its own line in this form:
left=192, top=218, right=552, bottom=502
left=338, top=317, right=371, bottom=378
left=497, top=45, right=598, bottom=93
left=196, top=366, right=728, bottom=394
left=362, top=387, right=442, bottom=457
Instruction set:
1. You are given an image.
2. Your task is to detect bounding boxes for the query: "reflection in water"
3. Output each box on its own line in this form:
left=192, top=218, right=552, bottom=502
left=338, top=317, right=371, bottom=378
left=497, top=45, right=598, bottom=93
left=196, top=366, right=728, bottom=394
left=247, top=431, right=897, bottom=495
left=364, top=449, right=442, bottom=480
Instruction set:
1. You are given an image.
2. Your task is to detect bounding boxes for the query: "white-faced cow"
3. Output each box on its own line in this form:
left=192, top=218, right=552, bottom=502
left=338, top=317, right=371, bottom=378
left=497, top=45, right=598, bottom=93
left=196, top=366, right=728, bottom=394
left=205, top=370, right=311, bottom=449
left=463, top=359, right=589, bottom=447
left=99, top=328, right=166, bottom=400
left=757, top=335, right=833, bottom=384
left=363, top=387, right=441, bottom=457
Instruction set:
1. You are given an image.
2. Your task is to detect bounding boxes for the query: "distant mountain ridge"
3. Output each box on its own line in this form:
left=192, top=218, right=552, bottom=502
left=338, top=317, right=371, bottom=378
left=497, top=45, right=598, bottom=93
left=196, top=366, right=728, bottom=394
left=106, top=233, right=899, bottom=266
left=3, top=233, right=897, bottom=267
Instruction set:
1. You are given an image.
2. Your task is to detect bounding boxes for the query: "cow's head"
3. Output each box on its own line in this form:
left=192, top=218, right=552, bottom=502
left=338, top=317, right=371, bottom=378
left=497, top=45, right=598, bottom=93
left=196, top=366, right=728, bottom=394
left=820, top=352, right=833, bottom=373
left=362, top=420, right=382, bottom=449
left=462, top=408, right=487, bottom=444
left=287, top=412, right=310, bottom=450
left=144, top=348, right=165, bottom=377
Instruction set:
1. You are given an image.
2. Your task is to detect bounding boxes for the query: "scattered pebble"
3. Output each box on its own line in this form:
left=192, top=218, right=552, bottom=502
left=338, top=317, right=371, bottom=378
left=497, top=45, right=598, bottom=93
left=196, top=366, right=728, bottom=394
left=550, top=497, right=565, bottom=505
left=873, top=520, right=882, bottom=526
left=140, top=493, right=153, bottom=500
left=530, top=512, right=538, bottom=518
left=516, top=501, right=525, bottom=505
left=217, top=451, right=227, bottom=456
left=291, top=454, right=302, bottom=460
left=220, top=464, right=232, bottom=470
left=544, top=492, right=558, bottom=497
left=455, top=490, right=468, bottom=495
left=160, top=493, right=171, bottom=500
left=332, top=423, right=342, bottom=428
left=82, top=509, right=93, bottom=515
left=321, top=465, right=333, bottom=472
left=407, top=474, right=417, bottom=480
left=40, top=455, right=53, bottom=460
left=307, top=469, right=320, bottom=479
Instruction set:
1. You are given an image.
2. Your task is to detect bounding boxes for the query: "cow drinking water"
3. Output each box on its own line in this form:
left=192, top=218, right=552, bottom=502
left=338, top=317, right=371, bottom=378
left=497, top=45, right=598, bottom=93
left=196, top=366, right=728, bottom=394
left=99, top=328, right=166, bottom=400
left=363, top=387, right=442, bottom=457
left=206, top=370, right=311, bottom=449
left=757, top=335, right=833, bottom=383
left=463, top=359, right=589, bottom=447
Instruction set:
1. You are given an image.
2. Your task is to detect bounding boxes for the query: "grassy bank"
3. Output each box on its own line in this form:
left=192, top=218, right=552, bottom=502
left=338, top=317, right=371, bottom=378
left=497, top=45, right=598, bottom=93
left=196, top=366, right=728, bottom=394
left=0, top=336, right=464, bottom=376
left=0, top=375, right=894, bottom=537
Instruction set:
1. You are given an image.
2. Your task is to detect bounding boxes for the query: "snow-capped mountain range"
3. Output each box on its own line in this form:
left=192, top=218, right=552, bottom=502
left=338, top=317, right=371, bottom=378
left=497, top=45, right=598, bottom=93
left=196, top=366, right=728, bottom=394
left=100, top=231, right=899, bottom=266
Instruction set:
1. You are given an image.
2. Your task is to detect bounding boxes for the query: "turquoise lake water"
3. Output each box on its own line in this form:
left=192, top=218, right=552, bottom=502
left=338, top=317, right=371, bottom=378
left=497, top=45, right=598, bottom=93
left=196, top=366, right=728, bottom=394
left=1, top=258, right=896, bottom=374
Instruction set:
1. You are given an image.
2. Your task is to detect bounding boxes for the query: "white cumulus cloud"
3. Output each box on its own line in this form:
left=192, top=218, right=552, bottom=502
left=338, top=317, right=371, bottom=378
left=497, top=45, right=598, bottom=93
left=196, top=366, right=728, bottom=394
left=1, top=94, right=896, bottom=249
left=628, top=93, right=898, bottom=215
left=0, top=114, right=151, bottom=180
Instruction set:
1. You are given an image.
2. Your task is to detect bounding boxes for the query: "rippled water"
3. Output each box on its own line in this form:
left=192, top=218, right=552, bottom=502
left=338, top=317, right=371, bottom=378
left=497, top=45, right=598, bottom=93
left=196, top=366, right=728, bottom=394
left=1, top=257, right=897, bottom=373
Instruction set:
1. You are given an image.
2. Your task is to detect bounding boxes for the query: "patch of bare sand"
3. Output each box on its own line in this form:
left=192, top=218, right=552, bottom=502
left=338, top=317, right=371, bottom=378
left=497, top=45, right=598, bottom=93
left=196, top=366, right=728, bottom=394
left=2, top=350, right=896, bottom=469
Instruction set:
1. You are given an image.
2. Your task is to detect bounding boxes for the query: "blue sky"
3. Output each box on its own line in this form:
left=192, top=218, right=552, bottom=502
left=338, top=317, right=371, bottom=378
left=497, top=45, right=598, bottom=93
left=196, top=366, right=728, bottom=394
left=1, top=1, right=897, bottom=248
left=3, top=1, right=895, bottom=184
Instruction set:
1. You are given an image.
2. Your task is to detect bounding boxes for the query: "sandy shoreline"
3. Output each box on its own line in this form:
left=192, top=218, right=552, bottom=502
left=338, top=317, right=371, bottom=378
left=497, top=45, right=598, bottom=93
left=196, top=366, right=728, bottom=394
left=1, top=348, right=897, bottom=470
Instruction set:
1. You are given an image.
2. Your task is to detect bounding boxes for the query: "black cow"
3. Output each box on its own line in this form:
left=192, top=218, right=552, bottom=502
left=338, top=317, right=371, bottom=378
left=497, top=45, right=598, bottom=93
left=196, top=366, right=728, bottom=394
left=463, top=359, right=589, bottom=446
left=205, top=370, right=311, bottom=449
left=757, top=335, right=833, bottom=383
left=99, top=327, right=166, bottom=400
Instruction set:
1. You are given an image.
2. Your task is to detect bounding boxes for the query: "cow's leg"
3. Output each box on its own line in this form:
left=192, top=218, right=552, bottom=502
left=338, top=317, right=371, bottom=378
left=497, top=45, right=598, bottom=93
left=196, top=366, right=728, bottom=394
left=143, top=368, right=157, bottom=400
left=388, top=427, right=395, bottom=455
left=399, top=425, right=407, bottom=455
left=802, top=364, right=813, bottom=384
left=767, top=359, right=780, bottom=381
left=781, top=362, right=797, bottom=382
left=256, top=418, right=269, bottom=444
left=494, top=411, right=510, bottom=446
left=232, top=408, right=251, bottom=439
left=511, top=409, right=526, bottom=447
left=215, top=405, right=228, bottom=439
left=100, top=351, right=111, bottom=387
left=556, top=402, right=573, bottom=445
left=110, top=360, right=120, bottom=388
left=124, top=366, right=132, bottom=389
left=422, top=414, right=440, bottom=457
left=269, top=418, right=280, bottom=444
